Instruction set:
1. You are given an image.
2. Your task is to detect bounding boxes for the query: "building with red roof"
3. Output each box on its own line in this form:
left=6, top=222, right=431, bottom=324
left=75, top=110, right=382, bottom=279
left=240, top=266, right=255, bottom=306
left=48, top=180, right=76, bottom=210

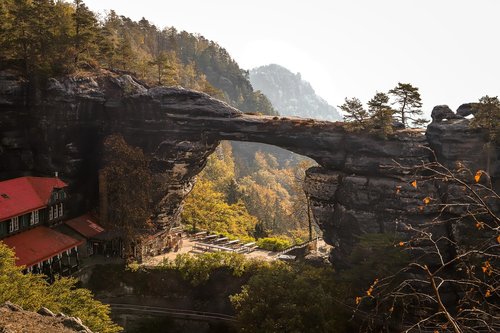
left=2, top=226, right=82, bottom=268
left=65, top=214, right=105, bottom=239
left=0, top=176, right=82, bottom=277
left=0, top=176, right=67, bottom=222
left=61, top=213, right=111, bottom=257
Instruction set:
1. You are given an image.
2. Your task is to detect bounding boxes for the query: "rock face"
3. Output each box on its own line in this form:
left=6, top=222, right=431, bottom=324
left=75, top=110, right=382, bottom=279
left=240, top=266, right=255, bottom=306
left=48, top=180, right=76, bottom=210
left=250, top=64, right=341, bottom=121
left=1, top=70, right=498, bottom=267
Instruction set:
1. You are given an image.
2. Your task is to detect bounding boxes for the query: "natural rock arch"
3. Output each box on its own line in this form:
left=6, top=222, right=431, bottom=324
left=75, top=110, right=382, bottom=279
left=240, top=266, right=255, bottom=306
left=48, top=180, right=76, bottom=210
left=1, top=72, right=498, bottom=265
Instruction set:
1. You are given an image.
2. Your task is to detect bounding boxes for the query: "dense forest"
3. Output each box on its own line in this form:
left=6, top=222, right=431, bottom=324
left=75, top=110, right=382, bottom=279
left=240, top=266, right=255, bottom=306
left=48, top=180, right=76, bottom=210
left=182, top=142, right=317, bottom=248
left=0, top=0, right=276, bottom=115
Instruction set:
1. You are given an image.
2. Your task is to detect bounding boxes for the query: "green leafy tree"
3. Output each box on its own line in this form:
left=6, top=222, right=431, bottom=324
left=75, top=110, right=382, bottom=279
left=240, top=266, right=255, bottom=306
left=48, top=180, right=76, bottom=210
left=162, top=252, right=250, bottom=286
left=230, top=263, right=348, bottom=333
left=199, top=142, right=236, bottom=195
left=102, top=134, right=153, bottom=248
left=339, top=97, right=369, bottom=130
left=388, top=82, right=426, bottom=128
left=0, top=243, right=121, bottom=332
left=181, top=178, right=257, bottom=237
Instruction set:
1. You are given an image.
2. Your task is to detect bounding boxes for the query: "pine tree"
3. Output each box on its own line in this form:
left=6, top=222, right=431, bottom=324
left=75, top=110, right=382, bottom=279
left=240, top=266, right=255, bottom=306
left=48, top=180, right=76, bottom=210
left=72, top=0, right=98, bottom=66
left=339, top=97, right=369, bottom=130
left=368, top=92, right=394, bottom=138
left=6, top=0, right=34, bottom=75
left=0, top=1, right=13, bottom=63
left=98, top=11, right=121, bottom=68
left=388, top=82, right=426, bottom=128
left=116, top=35, right=135, bottom=71
left=470, top=95, right=500, bottom=174
left=471, top=95, right=500, bottom=143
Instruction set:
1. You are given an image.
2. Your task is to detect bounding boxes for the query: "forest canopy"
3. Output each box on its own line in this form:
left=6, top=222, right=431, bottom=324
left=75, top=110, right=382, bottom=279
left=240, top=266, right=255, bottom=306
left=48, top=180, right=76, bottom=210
left=0, top=0, right=277, bottom=115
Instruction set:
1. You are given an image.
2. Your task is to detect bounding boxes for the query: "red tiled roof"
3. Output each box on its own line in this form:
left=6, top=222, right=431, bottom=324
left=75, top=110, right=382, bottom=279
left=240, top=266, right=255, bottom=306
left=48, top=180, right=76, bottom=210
left=65, top=214, right=105, bottom=238
left=2, top=226, right=82, bottom=267
left=0, top=177, right=67, bottom=222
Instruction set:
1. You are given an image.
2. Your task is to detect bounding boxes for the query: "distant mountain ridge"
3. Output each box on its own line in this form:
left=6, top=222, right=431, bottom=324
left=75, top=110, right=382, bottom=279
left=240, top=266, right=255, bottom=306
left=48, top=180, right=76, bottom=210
left=249, top=64, right=341, bottom=121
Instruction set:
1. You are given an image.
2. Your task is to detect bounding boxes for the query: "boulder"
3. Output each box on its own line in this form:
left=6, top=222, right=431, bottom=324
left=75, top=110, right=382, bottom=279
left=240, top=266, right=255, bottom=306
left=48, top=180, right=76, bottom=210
left=2, top=302, right=22, bottom=312
left=61, top=317, right=92, bottom=333
left=431, top=105, right=462, bottom=122
left=38, top=307, right=56, bottom=317
left=456, top=103, right=480, bottom=117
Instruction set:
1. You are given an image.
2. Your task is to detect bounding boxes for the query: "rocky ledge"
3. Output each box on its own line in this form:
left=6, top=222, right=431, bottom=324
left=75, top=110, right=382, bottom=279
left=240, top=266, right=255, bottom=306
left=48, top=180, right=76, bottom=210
left=0, top=302, right=93, bottom=333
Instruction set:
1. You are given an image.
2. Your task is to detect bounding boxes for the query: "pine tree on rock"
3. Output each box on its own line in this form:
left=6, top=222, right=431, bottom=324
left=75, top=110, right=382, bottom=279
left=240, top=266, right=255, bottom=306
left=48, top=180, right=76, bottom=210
left=388, top=82, right=427, bottom=128
left=339, top=97, right=369, bottom=130
left=368, top=92, right=395, bottom=138
left=471, top=95, right=500, bottom=143
left=471, top=95, right=500, bottom=174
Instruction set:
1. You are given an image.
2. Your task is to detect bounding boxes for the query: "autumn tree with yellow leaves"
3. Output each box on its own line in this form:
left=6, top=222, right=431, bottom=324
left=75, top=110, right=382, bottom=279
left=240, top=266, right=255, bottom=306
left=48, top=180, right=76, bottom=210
left=356, top=155, right=500, bottom=332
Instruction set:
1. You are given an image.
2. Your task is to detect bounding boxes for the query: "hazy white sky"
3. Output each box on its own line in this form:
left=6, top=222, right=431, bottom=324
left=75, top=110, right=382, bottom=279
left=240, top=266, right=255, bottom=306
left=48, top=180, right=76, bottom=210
left=85, top=0, right=500, bottom=116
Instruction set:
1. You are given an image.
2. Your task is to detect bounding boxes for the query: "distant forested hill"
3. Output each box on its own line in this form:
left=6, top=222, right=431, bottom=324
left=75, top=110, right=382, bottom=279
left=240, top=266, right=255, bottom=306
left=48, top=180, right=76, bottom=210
left=250, top=64, right=340, bottom=120
left=0, top=0, right=276, bottom=115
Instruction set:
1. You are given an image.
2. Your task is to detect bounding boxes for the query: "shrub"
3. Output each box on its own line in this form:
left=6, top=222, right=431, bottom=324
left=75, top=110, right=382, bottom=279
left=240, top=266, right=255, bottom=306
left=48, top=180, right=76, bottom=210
left=0, top=243, right=121, bottom=333
left=256, top=237, right=291, bottom=252
left=159, top=252, right=269, bottom=285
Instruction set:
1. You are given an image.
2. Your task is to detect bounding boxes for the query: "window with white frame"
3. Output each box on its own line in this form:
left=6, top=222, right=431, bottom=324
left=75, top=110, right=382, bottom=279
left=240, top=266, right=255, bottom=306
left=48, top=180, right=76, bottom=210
left=30, top=210, right=39, bottom=225
left=54, top=205, right=59, bottom=219
left=59, top=203, right=63, bottom=217
left=49, top=206, right=53, bottom=220
left=9, top=216, right=19, bottom=233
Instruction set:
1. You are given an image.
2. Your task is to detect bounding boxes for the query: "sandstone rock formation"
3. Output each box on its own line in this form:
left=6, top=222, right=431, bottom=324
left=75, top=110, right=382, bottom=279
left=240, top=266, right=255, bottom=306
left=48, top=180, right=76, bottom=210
left=1, top=69, right=498, bottom=267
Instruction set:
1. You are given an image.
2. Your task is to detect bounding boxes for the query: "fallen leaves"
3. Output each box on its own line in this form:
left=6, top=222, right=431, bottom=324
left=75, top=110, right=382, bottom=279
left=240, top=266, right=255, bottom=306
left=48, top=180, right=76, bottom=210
left=395, top=186, right=401, bottom=194
left=474, top=170, right=482, bottom=183
left=482, top=261, right=493, bottom=276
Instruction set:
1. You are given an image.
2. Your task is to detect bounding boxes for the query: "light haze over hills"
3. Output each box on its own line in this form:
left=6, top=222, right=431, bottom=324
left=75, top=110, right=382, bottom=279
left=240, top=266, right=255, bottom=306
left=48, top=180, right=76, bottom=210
left=250, top=64, right=341, bottom=121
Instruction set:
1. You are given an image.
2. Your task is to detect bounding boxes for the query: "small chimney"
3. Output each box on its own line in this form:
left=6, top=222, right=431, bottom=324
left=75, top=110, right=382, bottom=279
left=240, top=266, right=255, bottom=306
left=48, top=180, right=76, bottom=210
left=55, top=171, right=59, bottom=178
